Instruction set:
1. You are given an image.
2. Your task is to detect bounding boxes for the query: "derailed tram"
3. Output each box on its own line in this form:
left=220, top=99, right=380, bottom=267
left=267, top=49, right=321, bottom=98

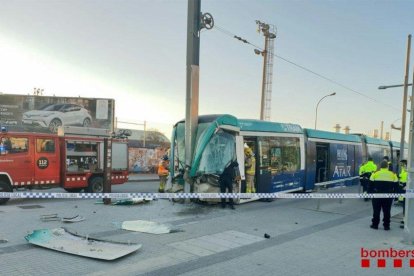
left=169, top=114, right=405, bottom=203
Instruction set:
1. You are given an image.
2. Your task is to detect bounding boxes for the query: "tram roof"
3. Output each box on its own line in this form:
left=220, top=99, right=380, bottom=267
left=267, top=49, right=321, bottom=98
left=239, top=119, right=303, bottom=134
left=389, top=140, right=408, bottom=149
left=175, top=114, right=239, bottom=127
left=364, top=136, right=391, bottom=146
left=305, top=129, right=361, bottom=143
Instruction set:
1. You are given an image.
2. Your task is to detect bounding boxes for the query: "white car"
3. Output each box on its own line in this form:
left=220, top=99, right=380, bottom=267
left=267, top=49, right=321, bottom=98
left=22, top=103, right=92, bottom=133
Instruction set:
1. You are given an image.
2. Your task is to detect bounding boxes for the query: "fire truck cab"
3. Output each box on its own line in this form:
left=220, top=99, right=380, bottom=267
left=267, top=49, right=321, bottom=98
left=0, top=126, right=129, bottom=204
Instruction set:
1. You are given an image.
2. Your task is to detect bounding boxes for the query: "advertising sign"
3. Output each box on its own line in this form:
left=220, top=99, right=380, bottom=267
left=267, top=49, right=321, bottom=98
left=0, top=94, right=114, bottom=133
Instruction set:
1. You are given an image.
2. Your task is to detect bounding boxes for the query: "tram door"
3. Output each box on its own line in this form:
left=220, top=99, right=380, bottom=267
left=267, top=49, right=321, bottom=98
left=242, top=137, right=257, bottom=193
left=315, top=143, right=329, bottom=183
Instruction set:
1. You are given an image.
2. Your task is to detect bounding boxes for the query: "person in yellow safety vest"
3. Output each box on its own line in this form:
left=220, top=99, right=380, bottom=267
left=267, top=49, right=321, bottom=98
left=359, top=157, right=377, bottom=201
left=158, top=155, right=170, bottom=193
left=398, top=160, right=407, bottom=229
left=244, top=147, right=256, bottom=193
left=369, top=160, right=398, bottom=230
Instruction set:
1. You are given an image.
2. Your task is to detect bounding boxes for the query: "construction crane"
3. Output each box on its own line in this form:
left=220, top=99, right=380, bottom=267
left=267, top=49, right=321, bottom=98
left=255, top=21, right=276, bottom=121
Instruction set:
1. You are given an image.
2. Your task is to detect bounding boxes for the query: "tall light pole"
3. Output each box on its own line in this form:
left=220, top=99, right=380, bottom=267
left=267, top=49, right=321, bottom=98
left=184, top=0, right=214, bottom=194
left=255, top=21, right=276, bottom=121
left=404, top=47, right=414, bottom=244
left=378, top=34, right=411, bottom=162
left=314, top=92, right=336, bottom=129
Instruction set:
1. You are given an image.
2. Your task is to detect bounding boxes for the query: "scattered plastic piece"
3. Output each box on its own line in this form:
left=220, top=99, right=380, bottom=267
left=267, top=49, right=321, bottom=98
left=61, top=215, right=85, bottom=223
left=113, top=198, right=153, bottom=205
left=41, top=214, right=85, bottom=223
left=40, top=214, right=60, bottom=221
left=121, top=220, right=180, bottom=234
left=25, top=228, right=141, bottom=260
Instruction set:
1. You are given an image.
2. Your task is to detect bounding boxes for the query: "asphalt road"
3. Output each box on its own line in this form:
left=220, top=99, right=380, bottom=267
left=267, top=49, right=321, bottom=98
left=0, top=184, right=410, bottom=276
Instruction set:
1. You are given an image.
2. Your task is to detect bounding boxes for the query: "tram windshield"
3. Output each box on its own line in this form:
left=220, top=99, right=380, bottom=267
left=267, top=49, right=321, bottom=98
left=197, top=130, right=235, bottom=175
left=172, top=121, right=213, bottom=175
left=172, top=121, right=236, bottom=177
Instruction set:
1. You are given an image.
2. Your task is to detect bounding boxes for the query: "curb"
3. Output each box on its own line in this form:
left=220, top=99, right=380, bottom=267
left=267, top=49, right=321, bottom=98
left=127, top=177, right=159, bottom=183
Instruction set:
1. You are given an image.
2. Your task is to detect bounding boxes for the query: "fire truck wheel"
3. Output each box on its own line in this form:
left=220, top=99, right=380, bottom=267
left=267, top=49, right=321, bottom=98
left=49, top=118, right=62, bottom=133
left=83, top=118, right=91, bottom=127
left=0, top=180, right=12, bottom=204
left=88, top=177, right=103, bottom=193
left=64, top=188, right=83, bottom=193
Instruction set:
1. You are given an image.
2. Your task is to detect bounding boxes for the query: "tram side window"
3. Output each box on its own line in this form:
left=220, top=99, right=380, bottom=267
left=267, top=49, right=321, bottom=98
left=0, top=137, right=28, bottom=155
left=266, top=137, right=300, bottom=173
left=258, top=138, right=270, bottom=167
left=36, top=138, right=55, bottom=153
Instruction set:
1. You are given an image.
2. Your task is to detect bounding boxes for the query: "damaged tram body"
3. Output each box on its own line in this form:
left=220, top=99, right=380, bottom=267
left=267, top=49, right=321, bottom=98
left=170, top=115, right=403, bottom=203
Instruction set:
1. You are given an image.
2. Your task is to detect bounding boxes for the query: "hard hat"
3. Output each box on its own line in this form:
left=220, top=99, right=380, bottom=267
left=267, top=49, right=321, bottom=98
left=244, top=147, right=252, bottom=155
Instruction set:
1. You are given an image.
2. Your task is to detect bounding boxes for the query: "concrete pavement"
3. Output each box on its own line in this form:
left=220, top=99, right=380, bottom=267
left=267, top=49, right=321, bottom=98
left=0, top=185, right=413, bottom=275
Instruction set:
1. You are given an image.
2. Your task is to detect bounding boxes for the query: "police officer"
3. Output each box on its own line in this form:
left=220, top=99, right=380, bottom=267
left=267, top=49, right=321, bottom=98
left=359, top=157, right=377, bottom=201
left=369, top=160, right=398, bottom=230
left=219, top=159, right=239, bottom=209
left=398, top=160, right=407, bottom=229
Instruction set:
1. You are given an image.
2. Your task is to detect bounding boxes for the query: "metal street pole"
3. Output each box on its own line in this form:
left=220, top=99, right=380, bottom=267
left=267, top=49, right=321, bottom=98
left=404, top=56, right=414, bottom=244
left=184, top=0, right=201, bottom=193
left=260, top=38, right=268, bottom=120
left=400, top=35, right=412, bottom=162
left=314, top=92, right=336, bottom=129
left=378, top=84, right=413, bottom=89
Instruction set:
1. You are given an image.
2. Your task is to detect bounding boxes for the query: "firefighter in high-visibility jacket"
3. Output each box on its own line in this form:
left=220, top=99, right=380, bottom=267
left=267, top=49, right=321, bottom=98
left=398, top=160, right=407, bottom=229
left=359, top=157, right=377, bottom=201
left=369, top=160, right=398, bottom=230
left=158, top=155, right=170, bottom=193
left=244, top=147, right=256, bottom=193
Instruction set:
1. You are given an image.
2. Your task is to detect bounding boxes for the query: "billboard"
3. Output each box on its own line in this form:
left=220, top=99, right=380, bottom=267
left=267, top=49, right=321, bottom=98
left=0, top=94, right=114, bottom=133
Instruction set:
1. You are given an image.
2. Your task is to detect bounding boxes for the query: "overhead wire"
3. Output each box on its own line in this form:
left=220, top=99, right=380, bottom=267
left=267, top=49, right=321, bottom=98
left=213, top=24, right=401, bottom=112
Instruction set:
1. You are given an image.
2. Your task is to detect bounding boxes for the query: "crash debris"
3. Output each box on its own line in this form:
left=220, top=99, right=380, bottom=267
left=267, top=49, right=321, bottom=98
left=95, top=198, right=153, bottom=205
left=40, top=214, right=85, bottom=223
left=121, top=220, right=181, bottom=234
left=113, top=198, right=153, bottom=205
left=25, top=228, right=141, bottom=260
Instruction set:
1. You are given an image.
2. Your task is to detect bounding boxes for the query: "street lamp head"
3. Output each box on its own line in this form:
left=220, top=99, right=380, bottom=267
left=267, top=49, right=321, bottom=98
left=314, top=92, right=337, bottom=130
left=378, top=86, right=387, bottom=90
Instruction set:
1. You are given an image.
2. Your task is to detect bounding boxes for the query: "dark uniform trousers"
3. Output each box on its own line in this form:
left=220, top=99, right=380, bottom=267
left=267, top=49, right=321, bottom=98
left=369, top=176, right=398, bottom=228
left=219, top=161, right=239, bottom=207
left=371, top=198, right=393, bottom=227
left=219, top=178, right=234, bottom=207
left=360, top=173, right=372, bottom=193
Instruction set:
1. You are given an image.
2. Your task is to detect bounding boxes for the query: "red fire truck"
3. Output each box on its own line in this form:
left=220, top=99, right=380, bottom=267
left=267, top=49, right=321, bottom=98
left=0, top=126, right=129, bottom=204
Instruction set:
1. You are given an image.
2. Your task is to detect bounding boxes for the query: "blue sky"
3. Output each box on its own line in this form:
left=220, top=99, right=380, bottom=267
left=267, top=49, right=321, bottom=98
left=0, top=0, right=413, bottom=138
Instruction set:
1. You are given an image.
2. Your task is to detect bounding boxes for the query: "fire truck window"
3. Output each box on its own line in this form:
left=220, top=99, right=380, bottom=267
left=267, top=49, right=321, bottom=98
left=5, top=137, right=28, bottom=154
left=37, top=139, right=55, bottom=153
left=0, top=137, right=12, bottom=155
